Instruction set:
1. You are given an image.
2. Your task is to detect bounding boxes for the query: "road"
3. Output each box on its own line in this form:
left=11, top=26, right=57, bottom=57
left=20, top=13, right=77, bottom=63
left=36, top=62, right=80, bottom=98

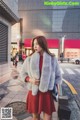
left=60, top=63, right=80, bottom=96
left=60, top=62, right=80, bottom=108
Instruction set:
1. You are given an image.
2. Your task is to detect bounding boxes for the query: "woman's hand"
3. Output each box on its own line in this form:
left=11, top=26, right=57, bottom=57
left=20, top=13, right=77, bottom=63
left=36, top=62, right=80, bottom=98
left=29, top=78, right=40, bottom=86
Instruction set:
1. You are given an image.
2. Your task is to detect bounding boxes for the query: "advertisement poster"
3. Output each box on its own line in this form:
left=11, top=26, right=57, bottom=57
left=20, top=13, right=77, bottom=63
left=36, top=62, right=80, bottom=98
left=0, top=0, right=80, bottom=120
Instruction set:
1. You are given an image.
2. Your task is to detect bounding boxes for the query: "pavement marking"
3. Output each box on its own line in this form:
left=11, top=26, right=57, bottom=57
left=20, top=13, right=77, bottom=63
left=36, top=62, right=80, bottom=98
left=60, top=68, right=64, bottom=74
left=63, top=79, right=77, bottom=95
left=74, top=69, right=80, bottom=73
left=65, top=68, right=75, bottom=74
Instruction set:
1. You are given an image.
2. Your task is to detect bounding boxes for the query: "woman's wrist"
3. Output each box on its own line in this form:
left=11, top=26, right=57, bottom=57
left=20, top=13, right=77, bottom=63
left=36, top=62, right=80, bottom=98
left=25, top=76, right=30, bottom=82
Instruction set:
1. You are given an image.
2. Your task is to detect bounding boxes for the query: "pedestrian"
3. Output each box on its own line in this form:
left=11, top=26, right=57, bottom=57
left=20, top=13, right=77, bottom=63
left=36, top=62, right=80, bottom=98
left=20, top=36, right=62, bottom=120
left=14, top=52, right=19, bottom=68
left=22, top=51, right=26, bottom=62
left=12, top=48, right=16, bottom=66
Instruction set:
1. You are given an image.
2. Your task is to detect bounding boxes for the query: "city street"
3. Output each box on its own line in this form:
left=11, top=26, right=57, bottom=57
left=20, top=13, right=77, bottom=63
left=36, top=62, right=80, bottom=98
left=0, top=0, right=80, bottom=119
left=60, top=62, right=80, bottom=97
left=60, top=62, right=80, bottom=119
left=0, top=61, right=80, bottom=120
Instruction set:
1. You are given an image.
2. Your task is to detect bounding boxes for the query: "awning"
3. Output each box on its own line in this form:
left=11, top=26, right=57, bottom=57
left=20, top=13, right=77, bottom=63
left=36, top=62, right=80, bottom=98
left=24, top=39, right=32, bottom=48
left=24, top=39, right=59, bottom=48
left=64, top=39, right=80, bottom=48
left=47, top=39, right=59, bottom=48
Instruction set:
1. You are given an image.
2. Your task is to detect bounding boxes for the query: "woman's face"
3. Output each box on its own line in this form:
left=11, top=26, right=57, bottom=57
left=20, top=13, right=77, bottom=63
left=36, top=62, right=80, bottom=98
left=33, top=39, right=43, bottom=52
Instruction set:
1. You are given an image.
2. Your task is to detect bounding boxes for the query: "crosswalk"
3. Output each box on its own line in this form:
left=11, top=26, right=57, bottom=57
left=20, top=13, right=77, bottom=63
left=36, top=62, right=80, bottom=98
left=74, top=69, right=80, bottom=73
left=60, top=68, right=80, bottom=75
left=15, top=62, right=80, bottom=75
left=65, top=68, right=75, bottom=74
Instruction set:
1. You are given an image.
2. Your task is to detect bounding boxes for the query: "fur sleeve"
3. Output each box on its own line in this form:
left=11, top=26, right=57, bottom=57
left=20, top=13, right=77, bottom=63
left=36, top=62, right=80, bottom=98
left=54, top=57, right=62, bottom=85
left=20, top=58, right=29, bottom=81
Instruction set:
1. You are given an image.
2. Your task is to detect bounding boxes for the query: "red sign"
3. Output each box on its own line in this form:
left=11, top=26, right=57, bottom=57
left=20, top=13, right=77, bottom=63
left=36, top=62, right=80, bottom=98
left=64, top=39, right=80, bottom=48
left=24, top=39, right=59, bottom=48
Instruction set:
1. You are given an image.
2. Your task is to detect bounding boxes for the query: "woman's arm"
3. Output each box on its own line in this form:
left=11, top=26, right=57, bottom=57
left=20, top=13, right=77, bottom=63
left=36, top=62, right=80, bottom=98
left=21, top=57, right=40, bottom=85
left=55, top=58, right=62, bottom=85
left=55, top=58, right=62, bottom=95
left=25, top=76, right=30, bottom=82
left=25, top=75, right=40, bottom=86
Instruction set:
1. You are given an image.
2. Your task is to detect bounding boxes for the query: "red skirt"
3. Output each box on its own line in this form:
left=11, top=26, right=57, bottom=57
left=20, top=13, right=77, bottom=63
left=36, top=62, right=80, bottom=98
left=26, top=90, right=56, bottom=115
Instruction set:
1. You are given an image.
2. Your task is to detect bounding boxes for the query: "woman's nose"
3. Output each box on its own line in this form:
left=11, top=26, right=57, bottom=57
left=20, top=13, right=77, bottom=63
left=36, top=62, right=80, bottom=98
left=34, top=46, right=37, bottom=49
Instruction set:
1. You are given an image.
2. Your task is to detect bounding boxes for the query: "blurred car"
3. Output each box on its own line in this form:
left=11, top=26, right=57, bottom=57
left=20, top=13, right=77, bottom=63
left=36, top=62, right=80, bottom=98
left=58, top=57, right=69, bottom=63
left=70, top=58, right=80, bottom=64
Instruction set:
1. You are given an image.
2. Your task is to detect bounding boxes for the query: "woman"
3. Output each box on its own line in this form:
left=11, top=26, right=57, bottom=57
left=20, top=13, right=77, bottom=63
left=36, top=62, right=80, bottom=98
left=21, top=36, right=62, bottom=120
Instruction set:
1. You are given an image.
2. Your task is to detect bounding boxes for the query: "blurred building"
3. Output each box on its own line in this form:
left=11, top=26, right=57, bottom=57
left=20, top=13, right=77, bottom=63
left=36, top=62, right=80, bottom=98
left=18, top=0, right=80, bottom=57
left=0, top=0, right=19, bottom=76
left=11, top=23, right=20, bottom=53
left=64, top=39, right=80, bottom=58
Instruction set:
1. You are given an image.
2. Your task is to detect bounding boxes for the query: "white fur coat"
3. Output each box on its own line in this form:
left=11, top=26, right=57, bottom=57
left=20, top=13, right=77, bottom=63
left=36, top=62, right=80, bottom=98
left=20, top=52, right=62, bottom=95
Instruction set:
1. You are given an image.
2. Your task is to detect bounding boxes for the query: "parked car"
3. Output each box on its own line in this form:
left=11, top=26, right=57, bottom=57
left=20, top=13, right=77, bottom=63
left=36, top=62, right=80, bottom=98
left=70, top=58, right=80, bottom=64
left=58, top=57, right=69, bottom=63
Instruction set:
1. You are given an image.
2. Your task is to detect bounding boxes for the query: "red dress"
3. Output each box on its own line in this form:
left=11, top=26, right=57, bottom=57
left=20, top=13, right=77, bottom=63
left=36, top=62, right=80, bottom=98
left=26, top=55, right=56, bottom=115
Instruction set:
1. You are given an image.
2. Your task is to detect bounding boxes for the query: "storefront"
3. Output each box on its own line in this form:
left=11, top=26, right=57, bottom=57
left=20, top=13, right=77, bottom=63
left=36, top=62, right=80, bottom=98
left=64, top=40, right=80, bottom=58
left=47, top=39, right=59, bottom=58
left=24, top=39, right=59, bottom=57
left=0, top=0, right=19, bottom=77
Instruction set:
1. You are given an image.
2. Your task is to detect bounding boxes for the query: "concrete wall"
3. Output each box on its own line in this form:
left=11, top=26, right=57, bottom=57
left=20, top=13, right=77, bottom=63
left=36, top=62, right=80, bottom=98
left=3, top=0, right=19, bottom=17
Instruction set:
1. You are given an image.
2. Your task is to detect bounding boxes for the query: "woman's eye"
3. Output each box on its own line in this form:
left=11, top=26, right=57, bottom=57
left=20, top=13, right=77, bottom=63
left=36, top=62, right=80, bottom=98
left=34, top=43, right=38, bottom=46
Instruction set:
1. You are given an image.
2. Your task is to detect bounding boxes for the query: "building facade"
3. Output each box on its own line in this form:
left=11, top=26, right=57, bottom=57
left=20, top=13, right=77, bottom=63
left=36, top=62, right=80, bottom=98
left=18, top=0, right=80, bottom=39
left=64, top=39, right=80, bottom=58
left=0, top=0, right=19, bottom=77
left=18, top=0, right=80, bottom=57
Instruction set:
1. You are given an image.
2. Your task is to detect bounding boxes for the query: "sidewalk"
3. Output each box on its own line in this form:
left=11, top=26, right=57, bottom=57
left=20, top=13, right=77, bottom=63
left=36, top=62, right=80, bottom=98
left=0, top=62, right=58, bottom=120
left=0, top=62, right=80, bottom=120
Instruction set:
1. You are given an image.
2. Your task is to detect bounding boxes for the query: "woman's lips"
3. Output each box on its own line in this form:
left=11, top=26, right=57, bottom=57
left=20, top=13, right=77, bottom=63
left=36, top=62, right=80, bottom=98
left=35, top=49, right=37, bottom=51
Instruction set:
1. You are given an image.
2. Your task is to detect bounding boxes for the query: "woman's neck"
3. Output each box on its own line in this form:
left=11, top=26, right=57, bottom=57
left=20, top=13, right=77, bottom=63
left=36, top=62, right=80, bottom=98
left=39, top=50, right=44, bottom=56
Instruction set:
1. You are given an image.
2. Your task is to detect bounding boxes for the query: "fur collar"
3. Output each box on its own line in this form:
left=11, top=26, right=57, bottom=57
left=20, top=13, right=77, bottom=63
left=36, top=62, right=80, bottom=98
left=21, top=51, right=62, bottom=95
left=28, top=52, right=52, bottom=94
